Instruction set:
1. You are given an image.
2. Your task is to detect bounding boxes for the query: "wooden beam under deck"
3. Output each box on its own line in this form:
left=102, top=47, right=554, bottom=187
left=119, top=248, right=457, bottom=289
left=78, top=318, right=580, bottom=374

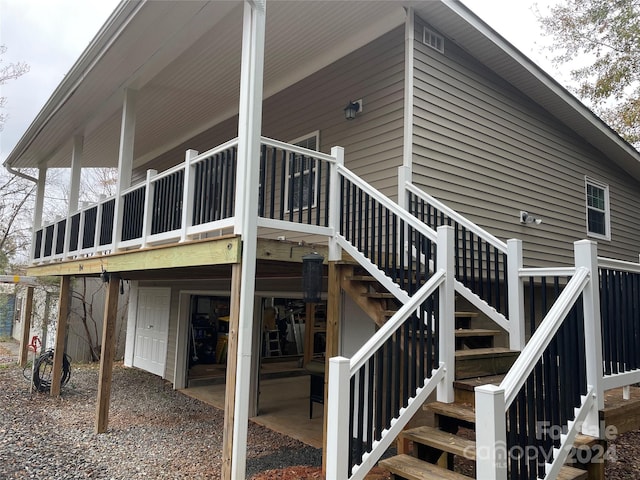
left=26, top=237, right=331, bottom=279
left=27, top=236, right=242, bottom=277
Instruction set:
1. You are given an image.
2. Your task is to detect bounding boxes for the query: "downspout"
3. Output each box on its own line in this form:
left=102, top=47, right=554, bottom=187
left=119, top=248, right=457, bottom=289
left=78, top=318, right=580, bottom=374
left=398, top=6, right=415, bottom=210
left=4, top=164, right=38, bottom=183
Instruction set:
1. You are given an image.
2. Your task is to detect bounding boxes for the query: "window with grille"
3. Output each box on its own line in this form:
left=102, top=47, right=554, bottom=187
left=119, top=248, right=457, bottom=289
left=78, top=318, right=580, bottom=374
left=585, top=177, right=610, bottom=240
left=286, top=131, right=319, bottom=212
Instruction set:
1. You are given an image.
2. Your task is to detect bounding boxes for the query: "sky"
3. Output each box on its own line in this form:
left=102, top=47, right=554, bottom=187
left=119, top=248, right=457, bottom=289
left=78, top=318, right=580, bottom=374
left=0, top=0, right=565, bottom=165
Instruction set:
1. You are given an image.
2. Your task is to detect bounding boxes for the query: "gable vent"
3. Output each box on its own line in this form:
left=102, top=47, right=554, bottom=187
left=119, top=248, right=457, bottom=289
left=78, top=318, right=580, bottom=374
left=423, top=27, right=444, bottom=53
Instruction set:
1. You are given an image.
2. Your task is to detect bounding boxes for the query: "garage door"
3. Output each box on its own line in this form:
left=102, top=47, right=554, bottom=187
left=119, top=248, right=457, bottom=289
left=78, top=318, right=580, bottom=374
left=133, top=287, right=171, bottom=377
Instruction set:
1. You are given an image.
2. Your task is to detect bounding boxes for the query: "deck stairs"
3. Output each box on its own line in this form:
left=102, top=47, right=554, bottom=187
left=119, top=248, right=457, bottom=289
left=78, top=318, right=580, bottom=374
left=340, top=268, right=600, bottom=480
left=380, top=390, right=593, bottom=480
left=340, top=265, right=518, bottom=381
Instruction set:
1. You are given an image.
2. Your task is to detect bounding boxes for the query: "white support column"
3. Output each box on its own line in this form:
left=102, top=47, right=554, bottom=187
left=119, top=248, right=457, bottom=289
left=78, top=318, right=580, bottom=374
left=230, top=1, right=266, bottom=479
left=575, top=239, right=604, bottom=437
left=328, top=146, right=344, bottom=262
left=507, top=239, right=525, bottom=350
left=112, top=88, right=137, bottom=251
left=65, top=136, right=83, bottom=259
left=325, top=356, right=351, bottom=480
left=69, top=135, right=83, bottom=213
left=437, top=225, right=455, bottom=402
left=31, top=166, right=47, bottom=261
left=180, top=150, right=198, bottom=242
left=400, top=6, right=414, bottom=209
left=475, top=384, right=508, bottom=480
left=397, top=165, right=412, bottom=212
left=141, top=170, right=157, bottom=248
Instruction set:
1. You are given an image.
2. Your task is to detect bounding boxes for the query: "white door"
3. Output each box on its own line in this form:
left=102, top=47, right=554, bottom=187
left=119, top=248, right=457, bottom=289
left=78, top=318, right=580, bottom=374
left=133, top=287, right=171, bottom=377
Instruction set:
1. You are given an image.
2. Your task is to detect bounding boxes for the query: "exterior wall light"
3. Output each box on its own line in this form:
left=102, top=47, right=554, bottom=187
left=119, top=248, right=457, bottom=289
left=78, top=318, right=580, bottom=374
left=520, top=211, right=542, bottom=225
left=344, top=99, right=363, bottom=120
left=302, top=252, right=324, bottom=303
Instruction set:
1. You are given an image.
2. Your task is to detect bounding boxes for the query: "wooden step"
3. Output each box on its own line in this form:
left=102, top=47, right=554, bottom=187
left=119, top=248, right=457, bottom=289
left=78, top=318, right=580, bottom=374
left=455, top=347, right=519, bottom=379
left=401, top=425, right=475, bottom=460
left=455, top=328, right=501, bottom=350
left=361, top=292, right=397, bottom=299
left=453, top=374, right=505, bottom=404
left=399, top=426, right=589, bottom=480
left=425, top=401, right=476, bottom=426
left=454, top=328, right=501, bottom=338
left=558, top=466, right=589, bottom=480
left=379, top=453, right=473, bottom=480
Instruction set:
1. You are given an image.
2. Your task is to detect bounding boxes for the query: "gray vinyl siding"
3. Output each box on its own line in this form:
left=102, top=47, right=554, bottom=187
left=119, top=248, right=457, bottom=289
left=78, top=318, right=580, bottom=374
left=134, top=27, right=405, bottom=202
left=411, top=15, right=640, bottom=266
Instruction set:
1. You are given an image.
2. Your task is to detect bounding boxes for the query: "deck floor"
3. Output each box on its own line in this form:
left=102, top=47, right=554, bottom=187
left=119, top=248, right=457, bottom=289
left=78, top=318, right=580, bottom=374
left=181, top=364, right=324, bottom=448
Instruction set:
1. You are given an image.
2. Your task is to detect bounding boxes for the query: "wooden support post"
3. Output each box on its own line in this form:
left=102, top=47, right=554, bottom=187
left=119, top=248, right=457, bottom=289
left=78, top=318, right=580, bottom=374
left=222, top=262, right=242, bottom=480
left=95, top=275, right=120, bottom=433
left=303, top=302, right=315, bottom=366
left=19, top=287, right=35, bottom=367
left=323, top=261, right=342, bottom=473
left=50, top=277, right=70, bottom=397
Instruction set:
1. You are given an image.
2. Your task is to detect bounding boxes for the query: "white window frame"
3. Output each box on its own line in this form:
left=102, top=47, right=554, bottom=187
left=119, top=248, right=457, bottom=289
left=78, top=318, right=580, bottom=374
left=284, top=130, right=320, bottom=213
left=584, top=176, right=611, bottom=241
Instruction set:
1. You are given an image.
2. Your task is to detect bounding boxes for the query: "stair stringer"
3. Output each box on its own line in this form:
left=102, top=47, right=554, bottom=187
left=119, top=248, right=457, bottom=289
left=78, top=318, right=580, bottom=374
left=336, top=234, right=411, bottom=305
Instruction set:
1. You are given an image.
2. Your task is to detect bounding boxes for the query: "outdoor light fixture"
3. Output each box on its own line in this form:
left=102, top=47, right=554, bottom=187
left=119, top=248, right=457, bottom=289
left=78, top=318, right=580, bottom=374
left=344, top=99, right=363, bottom=120
left=520, top=211, right=542, bottom=225
left=302, top=252, right=324, bottom=303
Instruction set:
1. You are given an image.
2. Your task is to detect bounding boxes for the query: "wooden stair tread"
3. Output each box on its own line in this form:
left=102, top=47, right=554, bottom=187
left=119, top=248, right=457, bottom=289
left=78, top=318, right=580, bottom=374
left=402, top=425, right=476, bottom=460
left=361, top=292, right=397, bottom=299
left=345, top=275, right=377, bottom=282
left=558, top=465, right=589, bottom=480
left=455, top=311, right=479, bottom=317
left=453, top=374, right=505, bottom=391
left=454, top=328, right=501, bottom=337
left=455, top=347, right=517, bottom=359
left=379, top=454, right=473, bottom=480
left=424, top=401, right=476, bottom=424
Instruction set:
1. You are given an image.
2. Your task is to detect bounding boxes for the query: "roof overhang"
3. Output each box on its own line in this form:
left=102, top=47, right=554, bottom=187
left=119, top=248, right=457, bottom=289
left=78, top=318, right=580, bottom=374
left=5, top=0, right=640, bottom=182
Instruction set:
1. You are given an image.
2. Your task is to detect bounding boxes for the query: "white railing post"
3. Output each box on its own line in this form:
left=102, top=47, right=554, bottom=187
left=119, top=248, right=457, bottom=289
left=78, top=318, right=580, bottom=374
left=326, top=356, right=350, bottom=480
left=62, top=211, right=74, bottom=260
left=328, top=146, right=344, bottom=262
left=475, top=384, right=508, bottom=480
left=575, top=239, right=604, bottom=437
left=180, top=150, right=198, bottom=242
left=93, top=195, right=106, bottom=253
left=77, top=208, right=86, bottom=255
left=141, top=170, right=157, bottom=248
left=51, top=217, right=61, bottom=258
left=437, top=225, right=455, bottom=402
left=507, top=239, right=525, bottom=350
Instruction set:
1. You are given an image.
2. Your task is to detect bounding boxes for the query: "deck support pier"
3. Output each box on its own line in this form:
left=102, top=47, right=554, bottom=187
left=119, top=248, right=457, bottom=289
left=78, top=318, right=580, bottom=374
left=322, top=261, right=342, bottom=473
left=50, top=276, right=71, bottom=397
left=95, top=274, right=120, bottom=433
left=18, top=286, right=35, bottom=367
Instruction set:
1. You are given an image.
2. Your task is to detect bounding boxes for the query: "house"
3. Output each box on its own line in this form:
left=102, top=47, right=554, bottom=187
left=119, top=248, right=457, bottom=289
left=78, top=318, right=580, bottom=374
left=5, top=1, right=640, bottom=479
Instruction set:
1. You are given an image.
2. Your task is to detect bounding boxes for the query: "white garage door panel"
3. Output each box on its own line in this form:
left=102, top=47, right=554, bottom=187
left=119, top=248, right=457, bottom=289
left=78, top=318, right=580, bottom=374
left=133, top=288, right=171, bottom=377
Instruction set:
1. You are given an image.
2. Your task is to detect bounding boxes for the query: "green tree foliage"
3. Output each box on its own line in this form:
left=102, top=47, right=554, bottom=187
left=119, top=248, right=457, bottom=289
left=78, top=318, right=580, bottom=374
left=540, top=0, right=640, bottom=146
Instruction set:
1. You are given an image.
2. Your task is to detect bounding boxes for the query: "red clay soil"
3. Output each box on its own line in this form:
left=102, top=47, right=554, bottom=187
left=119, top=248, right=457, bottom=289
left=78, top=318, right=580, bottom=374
left=250, top=466, right=391, bottom=480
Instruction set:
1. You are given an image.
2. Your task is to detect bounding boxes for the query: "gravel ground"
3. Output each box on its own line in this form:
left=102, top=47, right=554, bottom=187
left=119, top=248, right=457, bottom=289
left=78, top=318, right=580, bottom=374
left=0, top=344, right=321, bottom=480
left=1, top=341, right=639, bottom=479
